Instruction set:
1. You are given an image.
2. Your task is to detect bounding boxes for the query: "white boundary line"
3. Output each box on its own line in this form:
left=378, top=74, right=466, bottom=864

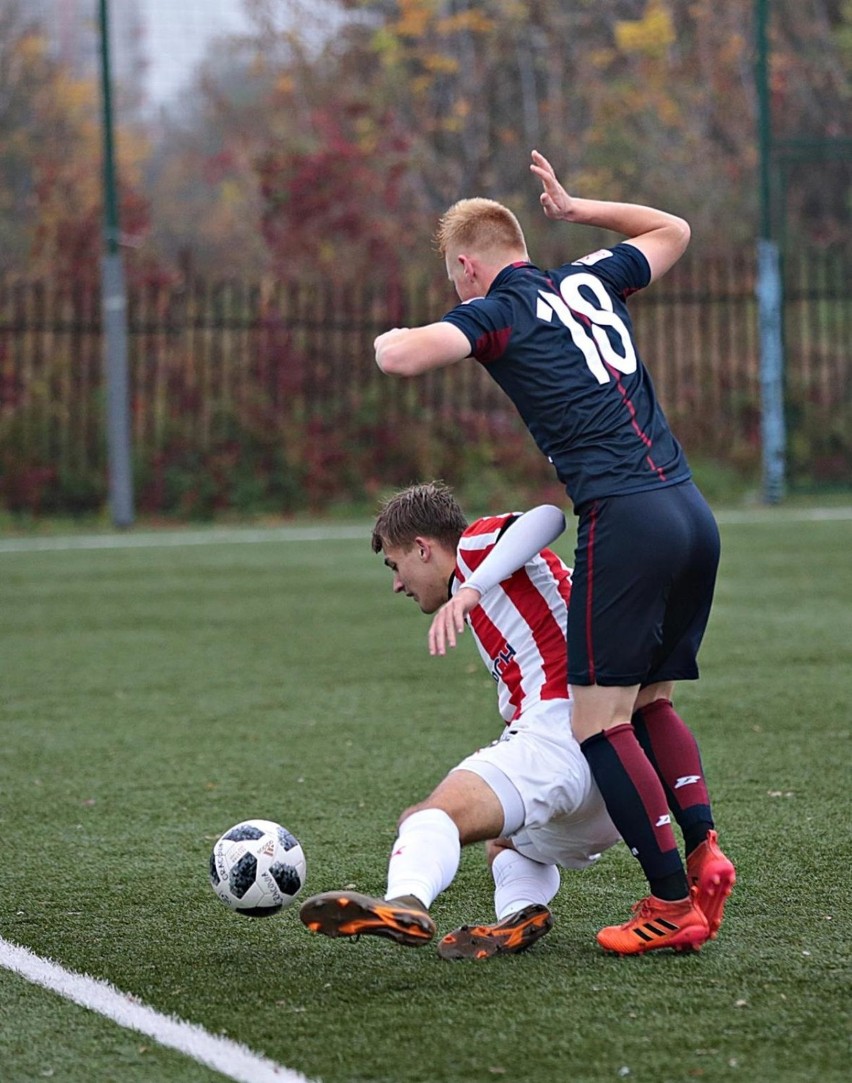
left=0, top=507, right=850, bottom=554
left=0, top=937, right=315, bottom=1083
left=0, top=524, right=369, bottom=553
left=715, top=506, right=852, bottom=524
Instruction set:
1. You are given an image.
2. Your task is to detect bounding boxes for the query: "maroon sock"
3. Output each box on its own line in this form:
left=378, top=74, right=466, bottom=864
left=632, top=699, right=714, bottom=855
left=581, top=722, right=687, bottom=898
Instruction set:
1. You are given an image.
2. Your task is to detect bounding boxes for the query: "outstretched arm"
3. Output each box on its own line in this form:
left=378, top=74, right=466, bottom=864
left=374, top=322, right=471, bottom=376
left=428, top=504, right=566, bottom=656
left=530, top=149, right=690, bottom=282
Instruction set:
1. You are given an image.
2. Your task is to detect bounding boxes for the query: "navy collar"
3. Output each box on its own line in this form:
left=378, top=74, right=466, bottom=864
left=488, top=261, right=539, bottom=294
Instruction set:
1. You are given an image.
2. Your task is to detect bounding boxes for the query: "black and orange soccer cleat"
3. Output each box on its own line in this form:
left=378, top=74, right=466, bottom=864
left=687, top=829, right=736, bottom=939
left=437, top=904, right=553, bottom=961
left=596, top=893, right=710, bottom=955
left=299, top=890, right=436, bottom=947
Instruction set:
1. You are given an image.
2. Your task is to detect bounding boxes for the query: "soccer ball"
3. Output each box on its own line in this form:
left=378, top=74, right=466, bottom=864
left=209, top=819, right=307, bottom=917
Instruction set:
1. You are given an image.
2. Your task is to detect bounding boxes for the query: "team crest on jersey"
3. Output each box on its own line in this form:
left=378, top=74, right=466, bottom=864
left=572, top=249, right=613, bottom=266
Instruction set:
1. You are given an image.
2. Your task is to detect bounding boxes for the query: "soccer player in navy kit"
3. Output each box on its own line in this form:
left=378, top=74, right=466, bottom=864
left=372, top=150, right=735, bottom=955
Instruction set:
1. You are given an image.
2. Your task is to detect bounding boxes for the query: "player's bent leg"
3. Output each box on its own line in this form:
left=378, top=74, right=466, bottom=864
left=385, top=808, right=462, bottom=911
left=383, top=776, right=503, bottom=912
left=401, top=768, right=507, bottom=844
left=300, top=772, right=506, bottom=948
left=437, top=904, right=553, bottom=961
left=633, top=681, right=676, bottom=710
left=568, top=682, right=640, bottom=742
left=299, top=890, right=436, bottom=946
left=572, top=683, right=696, bottom=937
left=491, top=845, right=560, bottom=918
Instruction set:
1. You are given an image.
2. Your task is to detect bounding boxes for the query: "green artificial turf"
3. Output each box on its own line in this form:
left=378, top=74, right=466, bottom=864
left=1, top=511, right=849, bottom=1083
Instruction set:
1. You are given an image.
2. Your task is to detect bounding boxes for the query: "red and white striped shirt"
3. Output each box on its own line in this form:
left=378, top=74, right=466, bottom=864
left=453, top=514, right=572, bottom=723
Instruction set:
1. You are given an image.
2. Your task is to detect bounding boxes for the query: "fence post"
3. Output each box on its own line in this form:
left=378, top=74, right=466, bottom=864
left=98, top=0, right=134, bottom=527
left=756, top=239, right=786, bottom=503
left=754, top=0, right=786, bottom=504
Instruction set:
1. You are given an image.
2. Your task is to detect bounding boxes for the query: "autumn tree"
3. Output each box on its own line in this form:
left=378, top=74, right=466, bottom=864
left=142, top=34, right=271, bottom=280
left=0, top=0, right=152, bottom=285
left=143, top=0, right=424, bottom=282
left=319, top=0, right=850, bottom=254
left=248, top=4, right=420, bottom=283
left=141, top=0, right=850, bottom=279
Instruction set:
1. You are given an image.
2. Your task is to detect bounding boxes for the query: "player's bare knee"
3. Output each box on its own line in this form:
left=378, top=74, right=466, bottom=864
left=397, top=800, right=460, bottom=832
left=397, top=802, right=424, bottom=829
left=634, top=681, right=675, bottom=710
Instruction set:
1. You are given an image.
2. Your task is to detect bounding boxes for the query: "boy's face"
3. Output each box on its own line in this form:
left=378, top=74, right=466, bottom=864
left=381, top=539, right=448, bottom=615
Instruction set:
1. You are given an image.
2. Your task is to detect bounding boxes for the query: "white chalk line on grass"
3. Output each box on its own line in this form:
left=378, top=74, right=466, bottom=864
left=0, top=506, right=850, bottom=554
left=716, top=506, right=852, bottom=524
left=0, top=936, right=315, bottom=1083
left=0, top=524, right=369, bottom=553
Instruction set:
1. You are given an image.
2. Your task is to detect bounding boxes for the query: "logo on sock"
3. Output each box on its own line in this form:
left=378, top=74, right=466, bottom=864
left=655, top=814, right=671, bottom=827
left=674, top=775, right=701, bottom=789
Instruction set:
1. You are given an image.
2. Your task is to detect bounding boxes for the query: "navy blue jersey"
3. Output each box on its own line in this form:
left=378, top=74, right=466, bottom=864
left=442, top=243, right=691, bottom=508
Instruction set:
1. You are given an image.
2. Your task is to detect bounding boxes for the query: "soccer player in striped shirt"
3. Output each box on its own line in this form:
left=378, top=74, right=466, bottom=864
left=300, top=481, right=621, bottom=959
left=370, top=152, right=735, bottom=955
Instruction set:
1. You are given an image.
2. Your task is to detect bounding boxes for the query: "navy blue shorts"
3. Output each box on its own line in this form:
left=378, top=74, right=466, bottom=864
left=567, top=481, right=720, bottom=687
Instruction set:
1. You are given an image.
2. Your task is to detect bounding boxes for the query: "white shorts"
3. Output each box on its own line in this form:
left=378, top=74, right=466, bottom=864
left=451, top=698, right=621, bottom=870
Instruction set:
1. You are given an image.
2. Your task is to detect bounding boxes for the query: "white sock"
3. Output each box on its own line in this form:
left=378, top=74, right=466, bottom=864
left=385, top=808, right=460, bottom=909
left=492, top=848, right=560, bottom=920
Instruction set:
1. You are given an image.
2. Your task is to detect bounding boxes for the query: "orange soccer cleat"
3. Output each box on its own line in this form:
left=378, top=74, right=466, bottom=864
left=437, top=904, right=553, bottom=961
left=596, top=893, right=710, bottom=955
left=687, top=830, right=736, bottom=938
left=299, top=890, right=436, bottom=946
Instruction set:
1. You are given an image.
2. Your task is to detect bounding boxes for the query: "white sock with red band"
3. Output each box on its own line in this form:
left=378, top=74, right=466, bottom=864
left=385, top=808, right=460, bottom=909
left=492, top=848, right=560, bottom=920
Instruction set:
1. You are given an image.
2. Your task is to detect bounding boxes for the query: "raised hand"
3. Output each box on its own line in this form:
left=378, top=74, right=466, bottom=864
left=530, top=149, right=574, bottom=221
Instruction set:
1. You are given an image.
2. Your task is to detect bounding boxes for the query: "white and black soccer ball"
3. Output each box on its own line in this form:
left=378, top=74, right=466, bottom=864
left=209, top=819, right=307, bottom=917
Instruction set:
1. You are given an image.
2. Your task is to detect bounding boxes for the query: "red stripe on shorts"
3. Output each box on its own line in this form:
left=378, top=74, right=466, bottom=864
left=585, top=502, right=598, bottom=684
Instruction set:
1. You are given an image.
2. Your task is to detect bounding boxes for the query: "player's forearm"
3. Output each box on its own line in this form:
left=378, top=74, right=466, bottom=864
left=554, top=196, right=689, bottom=242
left=374, top=328, right=419, bottom=374
left=374, top=323, right=470, bottom=375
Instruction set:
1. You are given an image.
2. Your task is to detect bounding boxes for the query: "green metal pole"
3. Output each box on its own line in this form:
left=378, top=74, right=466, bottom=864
left=756, top=0, right=772, bottom=240
left=99, top=0, right=120, bottom=256
left=97, top=0, right=134, bottom=526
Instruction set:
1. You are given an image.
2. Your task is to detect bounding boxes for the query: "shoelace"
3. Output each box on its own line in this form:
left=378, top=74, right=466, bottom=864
left=630, top=896, right=654, bottom=920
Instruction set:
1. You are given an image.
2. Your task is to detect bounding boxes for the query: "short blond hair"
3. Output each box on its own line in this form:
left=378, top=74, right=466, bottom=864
left=435, top=197, right=527, bottom=259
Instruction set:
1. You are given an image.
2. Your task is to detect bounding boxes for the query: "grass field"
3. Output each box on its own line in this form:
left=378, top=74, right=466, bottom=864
left=1, top=507, right=850, bottom=1083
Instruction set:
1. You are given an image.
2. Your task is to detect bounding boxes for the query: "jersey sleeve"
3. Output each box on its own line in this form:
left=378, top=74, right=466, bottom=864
left=567, top=242, right=652, bottom=299
left=454, top=514, right=513, bottom=587
left=441, top=296, right=513, bottom=363
left=463, top=505, right=566, bottom=597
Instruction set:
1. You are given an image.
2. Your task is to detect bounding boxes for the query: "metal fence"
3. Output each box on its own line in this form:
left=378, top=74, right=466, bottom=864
left=0, top=247, right=848, bottom=513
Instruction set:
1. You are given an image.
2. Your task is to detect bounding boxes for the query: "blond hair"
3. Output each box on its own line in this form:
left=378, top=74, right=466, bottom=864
left=371, top=482, right=468, bottom=554
left=435, top=197, right=527, bottom=259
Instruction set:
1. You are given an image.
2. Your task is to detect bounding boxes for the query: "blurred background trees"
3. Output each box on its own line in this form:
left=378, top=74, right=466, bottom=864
left=1, top=0, right=848, bottom=285
left=0, top=0, right=848, bottom=517
left=0, top=0, right=153, bottom=284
